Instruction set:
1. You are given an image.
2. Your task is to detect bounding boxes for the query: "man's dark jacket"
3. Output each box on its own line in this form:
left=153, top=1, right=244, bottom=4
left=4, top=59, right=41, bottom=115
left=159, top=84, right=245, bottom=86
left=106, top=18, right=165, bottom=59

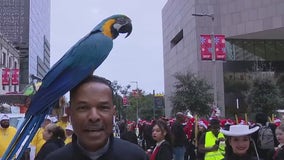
left=44, top=135, right=148, bottom=160
left=171, top=121, right=187, bottom=147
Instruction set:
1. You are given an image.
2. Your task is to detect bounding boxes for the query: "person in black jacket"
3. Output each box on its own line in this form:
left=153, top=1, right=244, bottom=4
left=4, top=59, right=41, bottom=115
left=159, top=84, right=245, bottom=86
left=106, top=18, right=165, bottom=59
left=251, top=112, right=278, bottom=160
left=45, top=75, right=148, bottom=160
left=121, top=123, right=139, bottom=145
left=35, top=123, right=66, bottom=160
left=171, top=112, right=187, bottom=160
left=150, top=119, right=173, bottom=160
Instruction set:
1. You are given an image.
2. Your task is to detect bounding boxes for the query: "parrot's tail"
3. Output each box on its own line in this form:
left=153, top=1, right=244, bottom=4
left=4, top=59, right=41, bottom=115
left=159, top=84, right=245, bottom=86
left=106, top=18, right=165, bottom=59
left=2, top=110, right=48, bottom=160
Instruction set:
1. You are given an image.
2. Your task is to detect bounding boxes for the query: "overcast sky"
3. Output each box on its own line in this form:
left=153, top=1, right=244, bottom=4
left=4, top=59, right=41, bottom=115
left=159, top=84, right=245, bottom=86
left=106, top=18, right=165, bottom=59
left=50, top=0, right=167, bottom=94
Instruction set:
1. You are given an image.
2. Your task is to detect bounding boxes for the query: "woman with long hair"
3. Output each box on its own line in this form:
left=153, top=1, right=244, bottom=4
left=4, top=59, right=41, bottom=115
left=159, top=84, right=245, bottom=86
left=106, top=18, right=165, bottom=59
left=35, top=123, right=66, bottom=160
left=150, top=119, right=173, bottom=160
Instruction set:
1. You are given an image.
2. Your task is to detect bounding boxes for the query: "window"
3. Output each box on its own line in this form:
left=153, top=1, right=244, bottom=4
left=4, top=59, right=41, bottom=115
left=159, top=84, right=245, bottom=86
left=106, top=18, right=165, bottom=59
left=170, top=30, right=183, bottom=48
left=2, top=52, right=6, bottom=66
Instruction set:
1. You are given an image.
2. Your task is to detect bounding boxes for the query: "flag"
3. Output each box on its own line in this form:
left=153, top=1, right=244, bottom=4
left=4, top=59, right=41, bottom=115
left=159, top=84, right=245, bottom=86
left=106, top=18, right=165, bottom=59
left=2, top=68, right=10, bottom=85
left=200, top=34, right=213, bottom=60
left=214, top=35, right=226, bottom=61
left=11, top=69, right=19, bottom=85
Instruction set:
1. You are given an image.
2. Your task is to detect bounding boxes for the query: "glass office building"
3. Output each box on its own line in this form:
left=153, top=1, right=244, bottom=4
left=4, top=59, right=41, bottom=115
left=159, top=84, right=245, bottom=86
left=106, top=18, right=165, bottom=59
left=0, top=0, right=50, bottom=90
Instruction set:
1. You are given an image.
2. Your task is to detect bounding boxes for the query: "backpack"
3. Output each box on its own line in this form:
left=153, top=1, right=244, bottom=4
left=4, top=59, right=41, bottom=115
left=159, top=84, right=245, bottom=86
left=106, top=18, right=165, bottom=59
left=257, top=124, right=275, bottom=150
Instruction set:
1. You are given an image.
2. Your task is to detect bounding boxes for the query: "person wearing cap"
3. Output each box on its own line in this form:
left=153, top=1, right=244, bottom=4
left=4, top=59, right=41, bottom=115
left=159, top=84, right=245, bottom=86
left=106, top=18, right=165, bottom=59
left=65, top=123, right=74, bottom=144
left=198, top=118, right=225, bottom=160
left=0, top=114, right=17, bottom=158
left=220, top=124, right=260, bottom=160
left=197, top=119, right=209, bottom=160
left=45, top=75, right=148, bottom=160
left=31, top=115, right=52, bottom=155
left=56, top=113, right=70, bottom=130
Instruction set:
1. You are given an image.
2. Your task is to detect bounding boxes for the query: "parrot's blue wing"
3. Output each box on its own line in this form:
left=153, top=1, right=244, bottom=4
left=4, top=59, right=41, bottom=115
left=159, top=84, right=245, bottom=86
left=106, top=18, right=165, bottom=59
left=2, top=14, right=132, bottom=159
left=28, top=32, right=113, bottom=116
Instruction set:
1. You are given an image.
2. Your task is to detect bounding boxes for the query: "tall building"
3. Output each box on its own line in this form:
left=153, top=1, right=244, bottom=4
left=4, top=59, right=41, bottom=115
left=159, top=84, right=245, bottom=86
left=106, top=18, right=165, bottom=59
left=0, top=0, right=50, bottom=90
left=0, top=33, right=20, bottom=94
left=162, top=0, right=284, bottom=117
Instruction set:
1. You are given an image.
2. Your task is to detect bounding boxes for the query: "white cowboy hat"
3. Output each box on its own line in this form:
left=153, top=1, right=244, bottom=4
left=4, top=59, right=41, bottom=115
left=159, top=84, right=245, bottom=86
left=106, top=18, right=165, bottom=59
left=220, top=124, right=259, bottom=136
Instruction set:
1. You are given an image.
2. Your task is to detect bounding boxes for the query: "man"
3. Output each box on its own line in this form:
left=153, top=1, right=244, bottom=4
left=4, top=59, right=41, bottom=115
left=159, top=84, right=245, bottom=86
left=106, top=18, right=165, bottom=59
left=251, top=112, right=278, bottom=160
left=45, top=75, right=148, bottom=160
left=56, top=113, right=70, bottom=130
left=0, top=114, right=17, bottom=158
left=65, top=123, right=74, bottom=144
left=171, top=112, right=187, bottom=160
left=198, top=118, right=225, bottom=160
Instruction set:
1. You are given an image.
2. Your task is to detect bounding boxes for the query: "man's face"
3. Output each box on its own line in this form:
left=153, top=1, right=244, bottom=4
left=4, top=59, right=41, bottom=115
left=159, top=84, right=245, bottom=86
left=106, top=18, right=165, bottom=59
left=210, top=124, right=220, bottom=135
left=61, top=116, right=68, bottom=123
left=0, top=119, right=10, bottom=128
left=70, top=81, right=115, bottom=152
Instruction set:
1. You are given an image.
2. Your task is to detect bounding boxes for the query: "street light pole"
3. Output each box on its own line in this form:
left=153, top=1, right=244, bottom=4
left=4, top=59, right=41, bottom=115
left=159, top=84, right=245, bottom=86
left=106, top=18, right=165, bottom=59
left=130, top=81, right=139, bottom=124
left=130, top=81, right=139, bottom=136
left=192, top=13, right=218, bottom=108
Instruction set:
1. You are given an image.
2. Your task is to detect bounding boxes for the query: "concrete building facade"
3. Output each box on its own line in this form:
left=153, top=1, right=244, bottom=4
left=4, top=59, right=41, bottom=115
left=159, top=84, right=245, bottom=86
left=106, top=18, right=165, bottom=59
left=162, top=0, right=284, bottom=117
left=0, top=34, right=20, bottom=94
left=0, top=0, right=50, bottom=90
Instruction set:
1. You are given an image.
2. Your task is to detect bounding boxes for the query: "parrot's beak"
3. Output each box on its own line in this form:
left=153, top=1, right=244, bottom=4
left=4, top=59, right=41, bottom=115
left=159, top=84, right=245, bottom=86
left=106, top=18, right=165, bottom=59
left=119, top=21, right=132, bottom=38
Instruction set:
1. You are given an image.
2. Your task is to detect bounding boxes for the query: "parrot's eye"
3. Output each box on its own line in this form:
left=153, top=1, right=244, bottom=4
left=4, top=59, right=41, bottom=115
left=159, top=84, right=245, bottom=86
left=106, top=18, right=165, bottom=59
left=116, top=17, right=128, bottom=25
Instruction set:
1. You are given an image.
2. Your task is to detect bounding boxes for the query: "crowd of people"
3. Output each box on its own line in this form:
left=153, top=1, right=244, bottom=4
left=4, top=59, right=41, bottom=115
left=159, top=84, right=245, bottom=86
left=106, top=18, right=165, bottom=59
left=1, top=74, right=284, bottom=160
left=120, top=111, right=284, bottom=160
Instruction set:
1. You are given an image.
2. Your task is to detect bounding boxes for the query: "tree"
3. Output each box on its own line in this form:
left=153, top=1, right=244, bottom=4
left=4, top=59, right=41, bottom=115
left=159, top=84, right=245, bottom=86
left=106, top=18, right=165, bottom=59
left=224, top=77, right=251, bottom=117
left=170, top=72, right=213, bottom=116
left=111, top=81, right=165, bottom=121
left=246, top=77, right=282, bottom=115
left=111, top=81, right=131, bottom=120
left=125, top=90, right=159, bottom=121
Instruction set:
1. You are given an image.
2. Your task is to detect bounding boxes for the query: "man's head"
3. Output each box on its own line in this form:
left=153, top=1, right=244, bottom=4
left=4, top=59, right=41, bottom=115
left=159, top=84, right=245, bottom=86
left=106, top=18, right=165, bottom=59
left=0, top=114, right=10, bottom=129
left=69, top=75, right=115, bottom=152
left=60, top=113, right=69, bottom=123
left=175, top=112, right=185, bottom=123
left=209, top=118, right=220, bottom=135
left=41, top=115, right=52, bottom=128
left=65, top=124, right=74, bottom=137
left=255, top=112, right=268, bottom=125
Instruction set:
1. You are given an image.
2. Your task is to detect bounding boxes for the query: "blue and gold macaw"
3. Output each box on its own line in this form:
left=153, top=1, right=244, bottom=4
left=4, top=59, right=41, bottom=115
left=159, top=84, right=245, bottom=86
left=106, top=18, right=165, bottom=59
left=3, top=14, right=132, bottom=159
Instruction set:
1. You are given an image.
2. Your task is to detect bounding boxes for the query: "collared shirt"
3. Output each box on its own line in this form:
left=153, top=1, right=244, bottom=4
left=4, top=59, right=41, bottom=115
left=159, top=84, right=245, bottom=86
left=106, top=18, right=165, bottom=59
left=77, top=138, right=110, bottom=160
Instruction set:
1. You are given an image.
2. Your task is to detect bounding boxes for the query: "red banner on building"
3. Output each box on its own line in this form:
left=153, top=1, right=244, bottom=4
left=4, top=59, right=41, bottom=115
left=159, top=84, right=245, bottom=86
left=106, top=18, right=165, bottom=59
left=214, top=35, right=226, bottom=61
left=122, top=96, right=129, bottom=106
left=2, top=68, right=10, bottom=85
left=200, top=34, right=213, bottom=60
left=11, top=68, right=20, bottom=85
